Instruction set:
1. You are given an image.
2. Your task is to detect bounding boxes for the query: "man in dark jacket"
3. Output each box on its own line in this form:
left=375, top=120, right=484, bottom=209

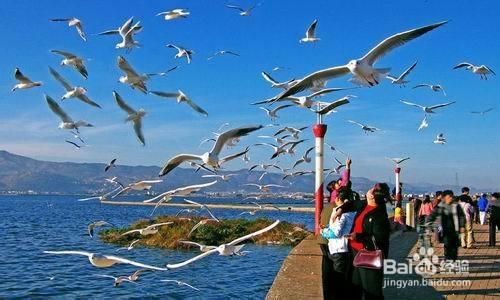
left=427, top=190, right=466, bottom=260
left=489, top=193, right=500, bottom=247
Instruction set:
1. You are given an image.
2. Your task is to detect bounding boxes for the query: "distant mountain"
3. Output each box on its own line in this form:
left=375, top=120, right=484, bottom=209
left=0, top=150, right=472, bottom=195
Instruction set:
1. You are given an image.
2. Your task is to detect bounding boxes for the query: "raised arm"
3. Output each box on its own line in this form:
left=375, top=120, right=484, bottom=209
left=339, top=158, right=351, bottom=187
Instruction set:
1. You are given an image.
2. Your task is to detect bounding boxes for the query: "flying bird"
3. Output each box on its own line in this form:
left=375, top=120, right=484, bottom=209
left=434, top=133, right=446, bottom=145
left=49, top=67, right=101, bottom=108
left=166, top=44, right=194, bottom=64
left=88, top=221, right=113, bottom=238
left=471, top=108, right=494, bottom=116
left=114, top=179, right=163, bottom=197
left=95, top=17, right=143, bottom=38
left=207, top=50, right=240, bottom=60
left=105, top=158, right=117, bottom=172
left=418, top=115, right=429, bottom=131
left=413, top=84, right=446, bottom=96
left=348, top=120, right=380, bottom=133
left=226, top=4, right=259, bottom=16
left=300, top=19, right=320, bottom=43
left=261, top=71, right=298, bottom=89
left=121, top=222, right=173, bottom=237
left=65, top=140, right=82, bottom=149
left=78, top=187, right=121, bottom=202
left=400, top=100, right=455, bottom=114
left=50, top=17, right=86, bottom=41
left=277, top=21, right=448, bottom=98
left=386, top=157, right=410, bottom=165
left=12, top=68, right=42, bottom=91
left=159, top=126, right=262, bottom=176
left=161, top=279, right=200, bottom=291
left=292, top=147, right=315, bottom=169
left=156, top=9, right=190, bottom=20
left=166, top=220, right=280, bottom=269
left=150, top=90, right=208, bottom=116
left=183, top=199, right=220, bottom=222
left=117, top=56, right=174, bottom=94
left=453, top=62, right=495, bottom=80
left=261, top=88, right=354, bottom=108
left=386, top=61, right=418, bottom=86
left=243, top=183, right=284, bottom=192
left=179, top=241, right=217, bottom=253
left=51, top=50, right=88, bottom=79
left=310, top=96, right=352, bottom=115
left=113, top=91, right=147, bottom=146
left=202, top=174, right=238, bottom=181
left=274, top=126, right=308, bottom=139
left=116, top=240, right=141, bottom=252
left=45, top=95, right=93, bottom=132
left=43, top=250, right=168, bottom=271
left=259, top=104, right=293, bottom=122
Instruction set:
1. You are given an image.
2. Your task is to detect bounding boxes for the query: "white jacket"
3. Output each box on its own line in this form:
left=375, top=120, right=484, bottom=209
left=326, top=211, right=356, bottom=254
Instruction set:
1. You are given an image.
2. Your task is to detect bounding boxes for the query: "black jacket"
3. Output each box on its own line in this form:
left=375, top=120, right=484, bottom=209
left=352, top=203, right=391, bottom=258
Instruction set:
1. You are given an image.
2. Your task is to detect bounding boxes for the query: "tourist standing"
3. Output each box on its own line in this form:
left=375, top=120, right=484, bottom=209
left=328, top=158, right=351, bottom=203
left=348, top=183, right=391, bottom=300
left=471, top=195, right=480, bottom=224
left=432, top=191, right=443, bottom=243
left=427, top=190, right=465, bottom=260
left=478, top=194, right=489, bottom=225
left=458, top=195, right=475, bottom=248
left=488, top=193, right=500, bottom=247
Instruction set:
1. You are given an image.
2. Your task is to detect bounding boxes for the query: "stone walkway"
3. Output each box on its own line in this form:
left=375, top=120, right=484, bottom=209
left=384, top=225, right=499, bottom=300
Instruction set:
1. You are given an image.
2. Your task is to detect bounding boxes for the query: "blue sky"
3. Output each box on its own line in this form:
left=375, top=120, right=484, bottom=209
left=0, top=0, right=498, bottom=190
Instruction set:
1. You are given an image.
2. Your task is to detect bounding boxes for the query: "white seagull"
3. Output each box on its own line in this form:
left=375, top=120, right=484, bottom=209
left=95, top=17, right=142, bottom=38
left=161, top=279, right=200, bottom=291
left=400, top=100, right=455, bottom=114
left=49, top=67, right=101, bottom=108
left=243, top=183, right=284, bottom=192
left=156, top=9, right=190, bottom=20
left=78, top=187, right=121, bottom=202
left=292, top=147, right=315, bottom=169
left=166, top=44, right=194, bottom=64
left=277, top=21, right=448, bottom=98
left=88, top=221, right=113, bottom=238
left=386, top=60, right=418, bottom=86
left=45, top=95, right=93, bottom=132
left=208, top=50, right=240, bottom=60
left=51, top=50, right=88, bottom=79
left=453, top=62, right=495, bottom=80
left=259, top=104, right=293, bottom=122
left=310, top=96, right=352, bottom=115
left=50, top=17, right=86, bottom=41
left=117, top=239, right=141, bottom=251
left=348, top=120, right=380, bottom=133
left=274, top=126, right=308, bottom=139
left=105, top=158, right=117, bottom=172
left=300, top=19, right=320, bottom=43
left=179, top=241, right=217, bottom=252
left=183, top=199, right=220, bottom=222
left=115, top=20, right=142, bottom=52
left=113, top=91, right=147, bottom=146
left=159, top=125, right=262, bottom=176
left=418, top=115, right=429, bottom=131
left=434, top=133, right=446, bottom=145
left=413, top=84, right=446, bottom=96
left=150, top=90, right=208, bottom=116
left=121, top=222, right=173, bottom=236
left=117, top=56, right=174, bottom=94
left=261, top=71, right=298, bottom=89
left=269, top=88, right=353, bottom=108
left=114, top=179, right=163, bottom=197
left=202, top=174, right=238, bottom=181
left=43, top=251, right=168, bottom=270
left=386, top=157, right=410, bottom=166
left=471, top=108, right=494, bottom=116
left=12, top=68, right=42, bottom=91
left=226, top=4, right=258, bottom=16
left=249, top=163, right=283, bottom=172
left=166, top=220, right=280, bottom=269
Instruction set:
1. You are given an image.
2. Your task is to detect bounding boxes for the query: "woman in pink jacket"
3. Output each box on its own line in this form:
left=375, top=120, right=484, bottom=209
left=327, top=158, right=351, bottom=203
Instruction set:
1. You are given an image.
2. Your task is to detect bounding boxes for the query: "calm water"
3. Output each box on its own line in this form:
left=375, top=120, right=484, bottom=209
left=0, top=195, right=314, bottom=299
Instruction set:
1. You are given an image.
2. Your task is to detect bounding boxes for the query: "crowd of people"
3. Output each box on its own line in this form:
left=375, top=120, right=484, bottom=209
left=318, top=158, right=499, bottom=300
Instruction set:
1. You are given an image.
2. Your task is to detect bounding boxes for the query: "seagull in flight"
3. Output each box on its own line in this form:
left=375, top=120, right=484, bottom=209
left=45, top=95, right=93, bottom=132
left=400, top=100, right=455, bottom=114
left=121, top=222, right=173, bottom=237
left=78, top=187, right=121, bottom=202
left=49, top=67, right=101, bottom=108
left=105, top=177, right=124, bottom=188
left=183, top=199, right=220, bottom=221
left=150, top=90, right=208, bottom=116
left=300, top=19, right=320, bottom=43
left=179, top=241, right=217, bottom=253
left=117, top=240, right=141, bottom=252
left=249, top=163, right=283, bottom=172
left=413, top=84, right=446, bottom=96
left=115, top=20, right=142, bottom=52
left=434, top=133, right=446, bottom=145
left=208, top=50, right=240, bottom=60
left=166, top=44, right=194, bottom=64
left=386, top=157, right=410, bottom=166
left=161, top=279, right=200, bottom=291
left=274, top=126, right=308, bottom=139
left=114, top=179, right=163, bottom=197
left=292, top=147, right=315, bottom=169
left=87, top=221, right=113, bottom=238
left=277, top=21, right=448, bottom=98
left=65, top=140, right=83, bottom=149
left=226, top=4, right=259, bottom=16
left=96, top=269, right=150, bottom=287
left=50, top=17, right=86, bottom=41
left=105, top=158, right=117, bottom=172
left=159, top=125, right=262, bottom=176
left=471, top=108, right=494, bottom=116
left=156, top=9, right=190, bottom=20
left=51, top=50, right=88, bottom=79
left=259, top=104, right=293, bottom=122
left=43, top=250, right=168, bottom=270
left=117, top=56, right=174, bottom=94
left=453, top=62, right=495, bottom=80
left=202, top=174, right=238, bottom=181
left=325, top=142, right=348, bottom=157
left=243, top=183, right=284, bottom=193
left=386, top=60, right=418, bottom=87
left=310, top=96, right=353, bottom=115
left=348, top=120, right=380, bottom=133
left=12, top=68, right=42, bottom=91
left=166, top=220, right=280, bottom=269
left=418, top=115, right=429, bottom=131
left=113, top=91, right=147, bottom=146
left=95, top=17, right=142, bottom=40
left=261, top=71, right=298, bottom=89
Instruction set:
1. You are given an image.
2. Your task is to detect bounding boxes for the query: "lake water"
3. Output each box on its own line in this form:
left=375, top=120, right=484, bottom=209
left=0, top=195, right=314, bottom=299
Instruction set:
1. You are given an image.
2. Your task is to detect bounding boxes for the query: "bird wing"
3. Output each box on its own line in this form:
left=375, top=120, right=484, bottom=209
left=45, top=95, right=72, bottom=123
left=14, top=68, right=32, bottom=83
left=179, top=241, right=203, bottom=248
left=220, top=148, right=249, bottom=164
left=210, top=125, right=262, bottom=156
left=412, top=84, right=432, bottom=89
left=149, top=91, right=179, bottom=98
left=49, top=18, right=72, bottom=22
left=453, top=62, right=473, bottom=69
left=184, top=98, right=209, bottom=116
left=226, top=5, right=245, bottom=12
left=271, top=104, right=293, bottom=113
left=133, top=119, right=145, bottom=146
left=113, top=91, right=136, bottom=115
left=306, top=19, right=318, bottom=38
left=228, top=220, right=280, bottom=246
left=292, top=159, right=305, bottom=169
left=347, top=120, right=364, bottom=127
left=304, top=146, right=315, bottom=157
left=104, top=255, right=169, bottom=271
left=77, top=94, right=102, bottom=109
left=159, top=154, right=203, bottom=176
left=361, top=21, right=448, bottom=65
left=166, top=249, right=218, bottom=269
left=398, top=60, right=418, bottom=80
left=308, top=87, right=350, bottom=98
left=43, top=250, right=91, bottom=257
left=147, top=222, right=174, bottom=230
left=400, top=100, right=425, bottom=109
left=317, top=97, right=350, bottom=115
left=78, top=196, right=99, bottom=201
left=276, top=66, right=350, bottom=99
left=49, top=67, right=73, bottom=91
left=166, top=44, right=182, bottom=52
left=51, top=49, right=77, bottom=59
left=76, top=64, right=88, bottom=79
left=265, top=184, right=285, bottom=188
left=95, top=29, right=119, bottom=35
left=117, top=56, right=140, bottom=77
left=428, top=101, right=456, bottom=110
left=183, top=199, right=203, bottom=207
left=485, top=66, right=496, bottom=75
left=75, top=22, right=86, bottom=41
left=261, top=71, right=278, bottom=85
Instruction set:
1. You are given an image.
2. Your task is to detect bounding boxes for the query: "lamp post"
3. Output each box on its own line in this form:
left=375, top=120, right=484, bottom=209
left=395, top=167, right=402, bottom=203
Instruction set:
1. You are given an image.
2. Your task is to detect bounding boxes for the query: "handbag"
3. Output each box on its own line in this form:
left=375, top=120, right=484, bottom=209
left=353, top=236, right=384, bottom=269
